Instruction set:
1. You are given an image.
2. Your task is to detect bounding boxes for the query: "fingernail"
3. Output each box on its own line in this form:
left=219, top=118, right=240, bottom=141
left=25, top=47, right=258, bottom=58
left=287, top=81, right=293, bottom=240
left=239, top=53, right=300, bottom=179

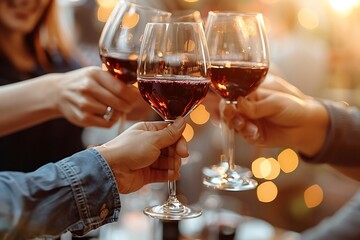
left=173, top=117, right=184, bottom=128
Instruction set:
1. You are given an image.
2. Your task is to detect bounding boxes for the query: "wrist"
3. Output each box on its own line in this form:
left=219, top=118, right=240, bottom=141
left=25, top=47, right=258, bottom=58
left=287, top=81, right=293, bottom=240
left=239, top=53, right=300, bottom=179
left=297, top=99, right=329, bottom=157
left=34, top=73, right=63, bottom=119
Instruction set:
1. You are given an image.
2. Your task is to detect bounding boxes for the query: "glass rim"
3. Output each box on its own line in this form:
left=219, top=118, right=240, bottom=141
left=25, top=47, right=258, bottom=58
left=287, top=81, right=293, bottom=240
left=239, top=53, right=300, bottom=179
left=208, top=11, right=263, bottom=17
left=117, top=0, right=171, bottom=16
left=145, top=22, right=203, bottom=26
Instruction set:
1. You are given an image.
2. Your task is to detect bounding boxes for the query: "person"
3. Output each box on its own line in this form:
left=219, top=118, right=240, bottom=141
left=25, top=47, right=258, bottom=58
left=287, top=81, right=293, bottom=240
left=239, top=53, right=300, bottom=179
left=0, top=117, right=188, bottom=239
left=0, top=0, right=150, bottom=172
left=221, top=74, right=360, bottom=239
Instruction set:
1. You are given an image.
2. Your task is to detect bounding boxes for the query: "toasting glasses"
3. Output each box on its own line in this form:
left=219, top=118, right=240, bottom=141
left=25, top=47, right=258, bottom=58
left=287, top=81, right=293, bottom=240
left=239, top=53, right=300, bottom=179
left=98, top=1, right=171, bottom=132
left=202, top=12, right=270, bottom=191
left=138, top=22, right=211, bottom=220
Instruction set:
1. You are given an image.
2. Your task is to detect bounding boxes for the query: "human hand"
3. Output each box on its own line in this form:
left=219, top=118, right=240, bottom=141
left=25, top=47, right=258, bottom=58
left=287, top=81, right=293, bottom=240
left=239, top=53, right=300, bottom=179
left=222, top=75, right=329, bottom=157
left=95, top=117, right=188, bottom=194
left=52, top=66, right=142, bottom=128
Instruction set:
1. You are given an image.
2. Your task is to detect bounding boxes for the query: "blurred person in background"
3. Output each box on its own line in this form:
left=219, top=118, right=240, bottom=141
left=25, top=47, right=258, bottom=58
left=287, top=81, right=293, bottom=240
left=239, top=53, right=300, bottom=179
left=0, top=117, right=188, bottom=239
left=0, top=0, right=149, bottom=172
left=222, top=75, right=360, bottom=240
left=264, top=0, right=329, bottom=97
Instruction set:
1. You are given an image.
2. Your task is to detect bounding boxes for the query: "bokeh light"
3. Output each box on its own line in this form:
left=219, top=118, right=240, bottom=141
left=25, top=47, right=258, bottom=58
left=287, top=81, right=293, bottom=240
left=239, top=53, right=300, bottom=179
left=257, top=181, right=278, bottom=203
left=252, top=157, right=267, bottom=178
left=97, top=6, right=114, bottom=23
left=183, top=123, right=194, bottom=142
left=263, top=158, right=281, bottom=180
left=96, top=0, right=117, bottom=22
left=304, top=184, right=324, bottom=208
left=97, top=0, right=117, bottom=9
left=328, top=0, right=360, bottom=16
left=297, top=8, right=319, bottom=30
left=190, top=104, right=210, bottom=125
left=278, top=148, right=299, bottom=173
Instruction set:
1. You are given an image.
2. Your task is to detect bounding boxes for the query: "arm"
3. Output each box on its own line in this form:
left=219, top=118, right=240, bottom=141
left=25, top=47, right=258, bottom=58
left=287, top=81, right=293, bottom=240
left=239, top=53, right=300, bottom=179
left=0, top=66, right=142, bottom=136
left=0, top=117, right=187, bottom=238
left=223, top=76, right=360, bottom=167
left=0, top=149, right=120, bottom=238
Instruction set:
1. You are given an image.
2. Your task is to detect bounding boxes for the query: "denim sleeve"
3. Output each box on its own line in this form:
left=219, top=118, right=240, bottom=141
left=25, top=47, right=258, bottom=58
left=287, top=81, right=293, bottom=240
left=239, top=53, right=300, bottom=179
left=0, top=148, right=121, bottom=239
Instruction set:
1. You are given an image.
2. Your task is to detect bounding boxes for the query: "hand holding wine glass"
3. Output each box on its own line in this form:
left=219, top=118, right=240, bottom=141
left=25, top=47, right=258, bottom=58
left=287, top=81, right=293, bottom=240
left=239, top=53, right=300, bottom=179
left=98, top=1, right=171, bottom=132
left=137, top=22, right=211, bottom=220
left=202, top=12, right=270, bottom=191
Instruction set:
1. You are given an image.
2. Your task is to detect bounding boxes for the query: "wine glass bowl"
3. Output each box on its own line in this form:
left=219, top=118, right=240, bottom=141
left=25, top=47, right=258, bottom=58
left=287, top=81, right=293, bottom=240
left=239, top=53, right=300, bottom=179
left=98, top=1, right=171, bottom=131
left=202, top=11, right=270, bottom=191
left=138, top=22, right=211, bottom=220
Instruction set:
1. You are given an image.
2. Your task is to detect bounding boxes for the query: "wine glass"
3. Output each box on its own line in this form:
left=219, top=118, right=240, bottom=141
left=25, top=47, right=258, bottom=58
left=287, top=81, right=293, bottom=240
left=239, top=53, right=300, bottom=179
left=202, top=12, right=270, bottom=191
left=171, top=9, right=203, bottom=23
left=98, top=1, right=171, bottom=133
left=137, top=22, right=211, bottom=220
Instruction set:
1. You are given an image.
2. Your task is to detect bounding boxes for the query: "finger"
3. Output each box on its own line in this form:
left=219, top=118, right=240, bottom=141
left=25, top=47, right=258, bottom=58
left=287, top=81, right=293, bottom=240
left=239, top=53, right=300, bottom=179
left=91, top=69, right=140, bottom=111
left=63, top=84, right=127, bottom=118
left=175, top=137, right=189, bottom=158
left=152, top=117, right=186, bottom=149
left=236, top=88, right=284, bottom=120
left=261, top=74, right=310, bottom=99
left=151, top=155, right=181, bottom=170
left=148, top=169, right=180, bottom=183
left=129, top=121, right=169, bottom=132
left=86, top=78, right=134, bottom=114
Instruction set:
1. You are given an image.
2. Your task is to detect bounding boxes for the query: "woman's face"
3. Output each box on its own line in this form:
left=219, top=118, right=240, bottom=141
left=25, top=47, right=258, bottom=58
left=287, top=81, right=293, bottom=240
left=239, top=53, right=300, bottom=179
left=0, top=0, right=51, bottom=34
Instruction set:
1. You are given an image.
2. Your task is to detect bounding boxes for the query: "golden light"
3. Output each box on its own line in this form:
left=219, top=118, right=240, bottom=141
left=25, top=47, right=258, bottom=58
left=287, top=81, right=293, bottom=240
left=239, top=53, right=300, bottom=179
left=259, top=159, right=271, bottom=179
left=263, top=158, right=281, bottom=180
left=97, top=0, right=117, bottom=9
left=97, top=6, right=114, bottom=23
left=304, top=184, right=324, bottom=208
left=278, top=148, right=299, bottom=173
left=183, top=0, right=199, bottom=2
left=183, top=123, right=194, bottom=142
left=252, top=157, right=267, bottom=178
left=121, top=11, right=140, bottom=29
left=297, top=8, right=319, bottom=30
left=257, top=181, right=278, bottom=203
left=328, top=0, right=359, bottom=15
left=129, top=54, right=138, bottom=61
left=190, top=105, right=210, bottom=125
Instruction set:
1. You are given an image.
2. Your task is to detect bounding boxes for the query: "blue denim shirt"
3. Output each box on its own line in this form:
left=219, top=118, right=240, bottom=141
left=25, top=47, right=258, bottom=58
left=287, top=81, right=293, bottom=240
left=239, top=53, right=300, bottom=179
left=0, top=148, right=121, bottom=239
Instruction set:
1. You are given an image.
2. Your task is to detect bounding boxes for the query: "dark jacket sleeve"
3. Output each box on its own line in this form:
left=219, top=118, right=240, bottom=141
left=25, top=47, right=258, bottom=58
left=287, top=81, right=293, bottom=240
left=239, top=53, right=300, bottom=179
left=300, top=99, right=360, bottom=166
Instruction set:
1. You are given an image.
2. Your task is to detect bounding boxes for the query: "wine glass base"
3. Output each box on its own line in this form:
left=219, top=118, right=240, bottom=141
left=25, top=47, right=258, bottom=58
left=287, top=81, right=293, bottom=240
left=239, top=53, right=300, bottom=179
left=202, top=164, right=258, bottom=191
left=143, top=195, right=202, bottom=220
left=144, top=205, right=202, bottom=221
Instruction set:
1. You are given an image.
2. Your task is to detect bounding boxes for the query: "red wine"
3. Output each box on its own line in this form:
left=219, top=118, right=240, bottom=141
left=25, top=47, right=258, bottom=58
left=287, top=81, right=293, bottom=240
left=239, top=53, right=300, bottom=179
left=210, top=62, right=269, bottom=102
left=100, top=54, right=138, bottom=84
left=138, top=77, right=210, bottom=120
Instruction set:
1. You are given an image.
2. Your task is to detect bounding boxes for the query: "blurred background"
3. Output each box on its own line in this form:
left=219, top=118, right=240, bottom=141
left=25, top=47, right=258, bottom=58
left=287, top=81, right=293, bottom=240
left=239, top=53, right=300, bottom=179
left=58, top=0, right=360, bottom=238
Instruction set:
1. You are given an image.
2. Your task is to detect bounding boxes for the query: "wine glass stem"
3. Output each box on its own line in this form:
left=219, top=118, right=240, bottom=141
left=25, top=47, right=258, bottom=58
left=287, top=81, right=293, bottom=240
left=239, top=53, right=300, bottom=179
left=223, top=102, right=236, bottom=171
left=168, top=180, right=176, bottom=197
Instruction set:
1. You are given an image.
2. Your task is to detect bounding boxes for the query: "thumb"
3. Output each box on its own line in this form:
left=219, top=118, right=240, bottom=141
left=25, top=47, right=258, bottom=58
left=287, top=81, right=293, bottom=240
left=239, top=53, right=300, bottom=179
left=154, top=117, right=186, bottom=149
left=237, top=88, right=278, bottom=120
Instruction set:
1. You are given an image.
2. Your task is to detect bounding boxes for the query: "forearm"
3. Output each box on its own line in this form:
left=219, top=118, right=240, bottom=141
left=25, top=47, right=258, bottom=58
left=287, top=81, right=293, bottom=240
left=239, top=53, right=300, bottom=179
left=0, top=74, right=61, bottom=136
left=300, top=99, right=360, bottom=166
left=0, top=149, right=120, bottom=239
left=295, top=98, right=330, bottom=157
